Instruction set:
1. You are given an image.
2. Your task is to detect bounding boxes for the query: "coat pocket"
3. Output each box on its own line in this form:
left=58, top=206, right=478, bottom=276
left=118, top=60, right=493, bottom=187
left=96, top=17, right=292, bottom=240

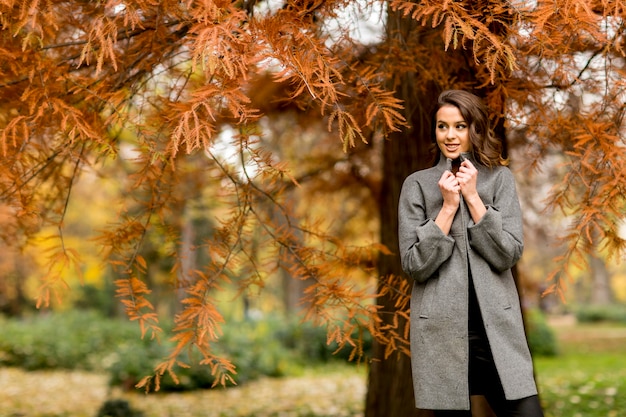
left=499, top=270, right=516, bottom=310
left=418, top=275, right=439, bottom=319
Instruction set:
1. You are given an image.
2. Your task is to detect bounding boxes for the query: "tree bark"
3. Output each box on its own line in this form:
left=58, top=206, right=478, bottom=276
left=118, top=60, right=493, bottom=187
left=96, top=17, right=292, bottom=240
left=588, top=251, right=613, bottom=305
left=365, top=62, right=438, bottom=417
left=365, top=136, right=433, bottom=417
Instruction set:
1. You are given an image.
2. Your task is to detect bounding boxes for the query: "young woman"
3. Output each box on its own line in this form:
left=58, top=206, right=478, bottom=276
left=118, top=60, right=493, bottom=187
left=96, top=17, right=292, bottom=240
left=398, top=90, right=544, bottom=416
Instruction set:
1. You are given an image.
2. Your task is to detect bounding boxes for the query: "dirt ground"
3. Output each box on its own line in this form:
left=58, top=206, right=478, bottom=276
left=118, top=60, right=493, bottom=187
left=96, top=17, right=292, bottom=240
left=0, top=364, right=367, bottom=417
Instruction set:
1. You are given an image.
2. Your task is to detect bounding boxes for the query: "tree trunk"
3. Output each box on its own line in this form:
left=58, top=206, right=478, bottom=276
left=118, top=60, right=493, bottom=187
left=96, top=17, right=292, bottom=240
left=282, top=267, right=311, bottom=313
left=365, top=65, right=438, bottom=417
left=588, top=251, right=613, bottom=305
left=365, top=134, right=433, bottom=417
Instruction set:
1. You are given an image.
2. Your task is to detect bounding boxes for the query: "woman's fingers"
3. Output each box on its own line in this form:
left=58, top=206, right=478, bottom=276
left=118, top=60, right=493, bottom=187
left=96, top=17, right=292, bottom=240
left=456, top=160, right=478, bottom=197
left=439, top=171, right=461, bottom=205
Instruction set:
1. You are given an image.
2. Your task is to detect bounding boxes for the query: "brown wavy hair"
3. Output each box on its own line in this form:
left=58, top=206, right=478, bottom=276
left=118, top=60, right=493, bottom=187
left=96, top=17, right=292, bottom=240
left=430, top=90, right=507, bottom=167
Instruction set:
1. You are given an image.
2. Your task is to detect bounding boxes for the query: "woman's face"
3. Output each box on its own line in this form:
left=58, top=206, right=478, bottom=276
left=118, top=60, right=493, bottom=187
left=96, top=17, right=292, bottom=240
left=435, top=104, right=472, bottom=160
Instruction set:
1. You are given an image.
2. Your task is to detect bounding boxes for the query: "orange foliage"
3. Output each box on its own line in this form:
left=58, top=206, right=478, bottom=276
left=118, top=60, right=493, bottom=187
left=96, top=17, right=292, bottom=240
left=1, top=0, right=626, bottom=391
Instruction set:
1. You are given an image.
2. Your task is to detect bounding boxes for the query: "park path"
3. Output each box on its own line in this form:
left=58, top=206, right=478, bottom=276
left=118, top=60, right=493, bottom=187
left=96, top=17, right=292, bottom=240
left=0, top=365, right=367, bottom=417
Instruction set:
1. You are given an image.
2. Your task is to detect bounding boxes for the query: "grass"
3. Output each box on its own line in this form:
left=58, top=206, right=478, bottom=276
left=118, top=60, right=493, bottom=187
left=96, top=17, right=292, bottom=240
left=534, top=320, right=626, bottom=417
left=0, top=317, right=624, bottom=417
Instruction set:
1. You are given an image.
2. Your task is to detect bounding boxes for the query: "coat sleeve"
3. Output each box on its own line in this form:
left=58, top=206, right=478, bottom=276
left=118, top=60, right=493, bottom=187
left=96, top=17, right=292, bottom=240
left=467, top=168, right=524, bottom=273
left=398, top=176, right=455, bottom=283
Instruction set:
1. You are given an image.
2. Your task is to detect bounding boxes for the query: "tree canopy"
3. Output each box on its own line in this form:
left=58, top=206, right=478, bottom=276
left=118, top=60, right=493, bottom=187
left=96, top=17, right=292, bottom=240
left=1, top=0, right=626, bottom=407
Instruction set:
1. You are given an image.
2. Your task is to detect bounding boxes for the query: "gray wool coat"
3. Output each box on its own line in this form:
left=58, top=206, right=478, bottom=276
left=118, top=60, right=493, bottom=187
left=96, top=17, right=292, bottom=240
left=398, top=153, right=538, bottom=411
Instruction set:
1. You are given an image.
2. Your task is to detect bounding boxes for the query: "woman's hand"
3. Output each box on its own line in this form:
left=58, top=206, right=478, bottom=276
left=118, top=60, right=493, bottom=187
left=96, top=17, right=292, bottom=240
left=456, top=160, right=486, bottom=223
left=456, top=159, right=478, bottom=200
left=435, top=170, right=460, bottom=235
left=438, top=170, right=461, bottom=208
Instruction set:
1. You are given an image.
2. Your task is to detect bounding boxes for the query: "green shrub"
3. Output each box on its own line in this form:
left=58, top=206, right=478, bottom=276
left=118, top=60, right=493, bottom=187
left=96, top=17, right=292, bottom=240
left=216, top=316, right=297, bottom=382
left=0, top=310, right=370, bottom=393
left=575, top=304, right=626, bottom=324
left=0, top=310, right=139, bottom=371
left=525, top=309, right=559, bottom=357
left=107, top=314, right=364, bottom=391
left=96, top=399, right=144, bottom=417
left=105, top=337, right=172, bottom=390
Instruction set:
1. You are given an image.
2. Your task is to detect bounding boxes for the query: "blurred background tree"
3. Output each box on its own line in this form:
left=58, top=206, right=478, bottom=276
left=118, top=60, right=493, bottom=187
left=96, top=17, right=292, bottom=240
left=1, top=1, right=626, bottom=416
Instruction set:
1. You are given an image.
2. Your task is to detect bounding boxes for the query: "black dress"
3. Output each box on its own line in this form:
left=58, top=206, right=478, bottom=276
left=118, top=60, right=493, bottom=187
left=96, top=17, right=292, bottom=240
left=468, top=274, right=501, bottom=396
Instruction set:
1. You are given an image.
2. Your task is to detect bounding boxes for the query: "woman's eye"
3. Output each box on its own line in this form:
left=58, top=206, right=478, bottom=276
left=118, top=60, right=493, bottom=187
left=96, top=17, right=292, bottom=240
left=437, top=124, right=446, bottom=129
left=456, top=124, right=467, bottom=129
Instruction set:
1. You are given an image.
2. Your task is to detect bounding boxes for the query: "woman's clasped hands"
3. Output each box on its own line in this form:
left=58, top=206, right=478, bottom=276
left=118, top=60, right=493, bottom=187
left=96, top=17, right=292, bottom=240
left=438, top=159, right=479, bottom=209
